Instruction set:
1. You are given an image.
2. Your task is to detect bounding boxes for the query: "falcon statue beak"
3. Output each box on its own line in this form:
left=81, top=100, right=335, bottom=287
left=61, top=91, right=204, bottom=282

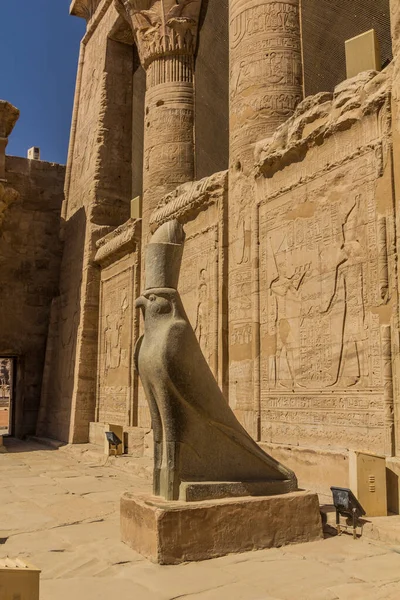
left=135, top=296, right=147, bottom=312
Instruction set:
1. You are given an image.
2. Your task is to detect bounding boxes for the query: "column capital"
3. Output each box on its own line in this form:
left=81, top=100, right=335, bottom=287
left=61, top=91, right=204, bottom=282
left=114, top=0, right=203, bottom=68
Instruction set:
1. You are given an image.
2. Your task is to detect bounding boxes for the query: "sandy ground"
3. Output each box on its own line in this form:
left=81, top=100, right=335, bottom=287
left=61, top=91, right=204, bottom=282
left=1, top=438, right=400, bottom=600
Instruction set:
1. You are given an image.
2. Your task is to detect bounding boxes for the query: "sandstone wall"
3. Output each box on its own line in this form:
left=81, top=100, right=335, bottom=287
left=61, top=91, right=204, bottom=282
left=0, top=156, right=64, bottom=437
left=93, top=172, right=228, bottom=431
left=38, top=2, right=134, bottom=442
left=94, top=220, right=141, bottom=427
left=254, top=70, right=397, bottom=457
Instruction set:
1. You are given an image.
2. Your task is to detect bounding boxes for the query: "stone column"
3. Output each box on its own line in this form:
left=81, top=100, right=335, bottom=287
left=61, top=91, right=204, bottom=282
left=142, top=55, right=195, bottom=238
left=228, top=0, right=303, bottom=436
left=229, top=0, right=303, bottom=169
left=115, top=0, right=202, bottom=243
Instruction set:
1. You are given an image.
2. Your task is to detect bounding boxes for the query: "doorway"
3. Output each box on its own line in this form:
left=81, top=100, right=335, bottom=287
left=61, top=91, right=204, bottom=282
left=0, top=358, right=15, bottom=436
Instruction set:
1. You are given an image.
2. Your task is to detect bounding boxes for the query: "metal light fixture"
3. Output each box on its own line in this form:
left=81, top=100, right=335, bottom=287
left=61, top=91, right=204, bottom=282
left=331, top=486, right=366, bottom=539
left=105, top=431, right=122, bottom=456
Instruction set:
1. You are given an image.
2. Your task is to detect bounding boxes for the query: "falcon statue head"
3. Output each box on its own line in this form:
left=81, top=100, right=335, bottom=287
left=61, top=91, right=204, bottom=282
left=135, top=220, right=186, bottom=324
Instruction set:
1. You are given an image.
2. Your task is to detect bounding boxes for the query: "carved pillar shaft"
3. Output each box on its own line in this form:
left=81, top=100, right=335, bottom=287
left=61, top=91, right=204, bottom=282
left=142, top=55, right=195, bottom=237
left=229, top=0, right=303, bottom=169
left=114, top=0, right=201, bottom=239
left=227, top=0, right=303, bottom=436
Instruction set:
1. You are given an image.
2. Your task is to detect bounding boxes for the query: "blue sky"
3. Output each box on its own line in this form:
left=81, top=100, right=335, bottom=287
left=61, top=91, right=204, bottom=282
left=1, top=1, right=85, bottom=164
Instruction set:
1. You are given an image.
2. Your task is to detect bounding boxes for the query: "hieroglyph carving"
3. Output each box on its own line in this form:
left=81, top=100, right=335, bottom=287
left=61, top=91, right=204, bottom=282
left=229, top=0, right=303, bottom=163
left=259, top=151, right=395, bottom=453
left=114, top=0, right=202, bottom=67
left=98, top=269, right=133, bottom=424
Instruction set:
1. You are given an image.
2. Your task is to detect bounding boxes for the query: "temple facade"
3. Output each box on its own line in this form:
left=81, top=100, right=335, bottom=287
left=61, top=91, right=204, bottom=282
left=3, top=0, right=400, bottom=507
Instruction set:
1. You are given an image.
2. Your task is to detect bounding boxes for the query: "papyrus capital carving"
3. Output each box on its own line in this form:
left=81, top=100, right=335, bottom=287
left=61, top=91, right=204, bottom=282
left=115, top=0, right=202, bottom=68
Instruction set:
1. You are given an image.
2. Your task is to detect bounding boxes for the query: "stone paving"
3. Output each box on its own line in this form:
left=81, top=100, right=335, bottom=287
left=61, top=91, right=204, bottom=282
left=1, top=439, right=400, bottom=599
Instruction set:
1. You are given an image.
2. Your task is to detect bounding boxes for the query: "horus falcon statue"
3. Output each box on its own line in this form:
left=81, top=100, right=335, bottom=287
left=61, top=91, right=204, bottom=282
left=135, top=220, right=297, bottom=501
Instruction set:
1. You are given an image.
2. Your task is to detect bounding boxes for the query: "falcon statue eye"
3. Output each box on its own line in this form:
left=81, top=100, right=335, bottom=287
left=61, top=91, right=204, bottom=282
left=149, top=294, right=157, bottom=303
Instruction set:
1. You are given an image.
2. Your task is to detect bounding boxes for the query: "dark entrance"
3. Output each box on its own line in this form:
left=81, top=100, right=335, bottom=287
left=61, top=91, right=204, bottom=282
left=0, top=358, right=15, bottom=435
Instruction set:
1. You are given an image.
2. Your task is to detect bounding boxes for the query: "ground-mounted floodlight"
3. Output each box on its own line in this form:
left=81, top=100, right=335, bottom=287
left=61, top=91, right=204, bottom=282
left=105, top=431, right=122, bottom=456
left=331, top=486, right=366, bottom=539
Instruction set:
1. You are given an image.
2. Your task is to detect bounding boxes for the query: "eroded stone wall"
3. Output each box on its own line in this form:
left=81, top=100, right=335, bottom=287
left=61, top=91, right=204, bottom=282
left=255, top=70, right=397, bottom=456
left=0, top=156, right=64, bottom=437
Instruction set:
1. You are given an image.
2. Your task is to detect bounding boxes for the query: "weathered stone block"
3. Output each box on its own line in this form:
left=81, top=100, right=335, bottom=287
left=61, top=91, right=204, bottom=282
left=124, top=427, right=145, bottom=458
left=120, top=491, right=323, bottom=564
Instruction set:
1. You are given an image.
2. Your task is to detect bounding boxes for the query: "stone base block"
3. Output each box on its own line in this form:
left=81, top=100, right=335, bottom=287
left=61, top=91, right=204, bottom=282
left=121, top=491, right=323, bottom=564
left=179, top=479, right=296, bottom=502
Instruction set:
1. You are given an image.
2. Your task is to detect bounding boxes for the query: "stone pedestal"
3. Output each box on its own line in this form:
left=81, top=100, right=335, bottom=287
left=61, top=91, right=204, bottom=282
left=121, top=491, right=323, bottom=564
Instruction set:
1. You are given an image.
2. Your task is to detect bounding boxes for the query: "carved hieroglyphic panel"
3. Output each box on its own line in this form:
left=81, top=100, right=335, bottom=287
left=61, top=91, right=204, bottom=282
left=180, top=209, right=219, bottom=377
left=137, top=200, right=223, bottom=428
left=259, top=150, right=394, bottom=454
left=98, top=262, right=135, bottom=425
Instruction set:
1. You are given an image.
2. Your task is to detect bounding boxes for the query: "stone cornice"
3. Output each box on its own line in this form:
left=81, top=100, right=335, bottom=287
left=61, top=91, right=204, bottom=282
left=255, top=69, right=391, bottom=179
left=95, top=218, right=141, bottom=266
left=70, top=0, right=102, bottom=20
left=114, top=0, right=202, bottom=68
left=150, top=171, right=228, bottom=228
left=0, top=101, right=19, bottom=139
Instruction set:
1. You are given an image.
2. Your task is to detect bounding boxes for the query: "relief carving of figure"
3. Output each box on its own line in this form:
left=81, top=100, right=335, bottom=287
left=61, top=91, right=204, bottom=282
left=269, top=250, right=311, bottom=388
left=194, top=268, right=208, bottom=358
left=267, top=194, right=367, bottom=391
left=321, top=195, right=368, bottom=387
left=104, top=293, right=129, bottom=372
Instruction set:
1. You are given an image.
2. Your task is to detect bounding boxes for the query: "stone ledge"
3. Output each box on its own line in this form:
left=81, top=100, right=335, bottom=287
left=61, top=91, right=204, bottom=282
left=180, top=479, right=296, bottom=502
left=150, top=170, right=228, bottom=229
left=94, top=218, right=141, bottom=267
left=121, top=490, right=323, bottom=564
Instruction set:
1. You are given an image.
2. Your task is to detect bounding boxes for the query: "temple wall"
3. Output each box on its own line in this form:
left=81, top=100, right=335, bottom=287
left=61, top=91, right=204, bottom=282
left=251, top=70, right=399, bottom=493
left=38, top=2, right=134, bottom=442
left=94, top=220, right=140, bottom=428
left=0, top=156, right=64, bottom=437
left=92, top=172, right=228, bottom=434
